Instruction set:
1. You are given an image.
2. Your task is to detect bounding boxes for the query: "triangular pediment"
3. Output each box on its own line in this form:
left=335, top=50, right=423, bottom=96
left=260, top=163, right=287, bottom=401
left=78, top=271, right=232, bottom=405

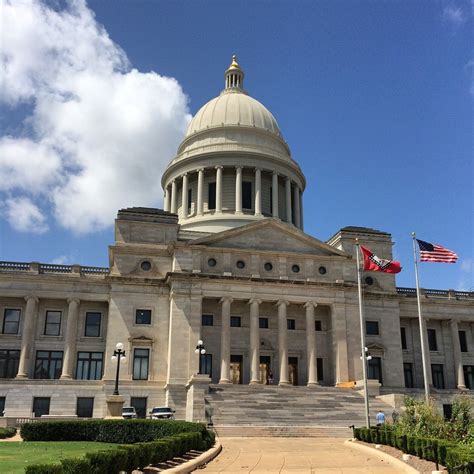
left=188, top=220, right=348, bottom=257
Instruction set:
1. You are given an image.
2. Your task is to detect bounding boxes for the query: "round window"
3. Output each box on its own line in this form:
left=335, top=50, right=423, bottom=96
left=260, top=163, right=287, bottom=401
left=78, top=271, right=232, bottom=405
left=291, top=264, right=300, bottom=273
left=140, top=260, right=152, bottom=271
left=236, top=260, right=246, bottom=269
left=208, top=258, right=217, bottom=267
left=318, top=266, right=327, bottom=275
left=264, top=262, right=273, bottom=271
left=365, top=276, right=374, bottom=286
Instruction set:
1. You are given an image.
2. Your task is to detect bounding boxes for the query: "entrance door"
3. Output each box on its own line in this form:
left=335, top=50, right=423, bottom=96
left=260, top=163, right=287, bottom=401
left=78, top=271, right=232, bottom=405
left=368, top=356, right=383, bottom=385
left=288, top=357, right=298, bottom=385
left=230, top=355, right=243, bottom=384
left=259, top=356, right=271, bottom=384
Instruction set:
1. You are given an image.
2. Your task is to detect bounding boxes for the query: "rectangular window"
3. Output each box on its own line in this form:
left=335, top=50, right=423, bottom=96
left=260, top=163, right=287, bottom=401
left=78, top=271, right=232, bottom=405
left=459, top=331, right=468, bottom=353
left=135, top=309, right=151, bottom=325
left=431, top=364, right=445, bottom=389
left=317, top=357, right=324, bottom=382
left=0, top=349, right=20, bottom=379
left=200, top=353, right=212, bottom=376
left=0, top=396, right=5, bottom=417
left=400, top=327, right=407, bottom=350
left=34, top=351, right=63, bottom=379
left=202, top=314, right=214, bottom=326
left=133, top=348, right=149, bottom=380
left=427, top=329, right=438, bottom=351
left=365, top=321, right=379, bottom=335
left=269, top=187, right=273, bottom=214
left=131, top=397, right=147, bottom=418
left=287, top=319, right=296, bottom=330
left=76, top=352, right=103, bottom=380
left=76, top=397, right=94, bottom=418
left=187, top=188, right=192, bottom=213
left=85, top=312, right=101, bottom=337
left=2, top=309, right=21, bottom=334
left=230, top=316, right=241, bottom=327
left=208, top=182, right=216, bottom=210
left=315, top=320, right=322, bottom=331
left=44, top=310, right=61, bottom=336
left=368, top=356, right=383, bottom=384
left=242, top=181, right=252, bottom=210
left=33, top=397, right=50, bottom=418
left=463, top=365, right=474, bottom=390
left=403, top=362, right=413, bottom=388
left=259, top=317, right=269, bottom=329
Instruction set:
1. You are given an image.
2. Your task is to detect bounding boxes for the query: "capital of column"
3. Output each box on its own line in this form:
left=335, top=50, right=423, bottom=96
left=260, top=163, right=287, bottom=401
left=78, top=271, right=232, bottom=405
left=449, top=318, right=459, bottom=327
left=215, top=165, right=223, bottom=170
left=24, top=295, right=39, bottom=304
left=275, top=299, right=289, bottom=307
left=181, top=172, right=188, bottom=178
left=272, top=171, right=279, bottom=177
left=304, top=301, right=317, bottom=309
left=67, top=297, right=80, bottom=306
left=220, top=296, right=233, bottom=304
left=235, top=166, right=242, bottom=171
left=197, top=168, right=205, bottom=173
left=248, top=298, right=262, bottom=306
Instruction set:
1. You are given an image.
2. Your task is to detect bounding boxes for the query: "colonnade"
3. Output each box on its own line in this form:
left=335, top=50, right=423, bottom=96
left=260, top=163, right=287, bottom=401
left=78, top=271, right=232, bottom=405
left=163, top=166, right=303, bottom=228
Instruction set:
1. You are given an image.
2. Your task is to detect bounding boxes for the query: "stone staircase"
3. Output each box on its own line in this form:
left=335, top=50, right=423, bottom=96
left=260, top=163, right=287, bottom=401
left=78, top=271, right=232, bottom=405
left=205, top=384, right=392, bottom=438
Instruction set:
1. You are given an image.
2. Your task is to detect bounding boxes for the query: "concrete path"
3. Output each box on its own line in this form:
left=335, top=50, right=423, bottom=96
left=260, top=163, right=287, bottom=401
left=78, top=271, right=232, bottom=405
left=201, top=437, right=404, bottom=473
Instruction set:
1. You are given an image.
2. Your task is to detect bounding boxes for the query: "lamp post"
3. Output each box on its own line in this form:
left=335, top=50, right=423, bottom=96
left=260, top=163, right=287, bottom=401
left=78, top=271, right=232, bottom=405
left=359, top=347, right=372, bottom=427
left=195, top=340, right=206, bottom=375
left=111, top=342, right=126, bottom=396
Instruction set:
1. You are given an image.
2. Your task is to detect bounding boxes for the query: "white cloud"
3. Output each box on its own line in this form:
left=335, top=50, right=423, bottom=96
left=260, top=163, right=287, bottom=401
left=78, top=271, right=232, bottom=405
left=0, top=0, right=190, bottom=234
left=4, top=197, right=49, bottom=234
left=49, top=255, right=70, bottom=265
left=442, top=4, right=467, bottom=27
left=457, top=258, right=474, bottom=291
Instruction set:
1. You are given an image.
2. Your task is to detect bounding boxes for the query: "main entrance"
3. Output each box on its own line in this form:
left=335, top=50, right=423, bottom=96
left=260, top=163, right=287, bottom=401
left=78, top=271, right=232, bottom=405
left=230, top=355, right=243, bottom=384
left=289, top=357, right=298, bottom=385
left=259, top=356, right=272, bottom=384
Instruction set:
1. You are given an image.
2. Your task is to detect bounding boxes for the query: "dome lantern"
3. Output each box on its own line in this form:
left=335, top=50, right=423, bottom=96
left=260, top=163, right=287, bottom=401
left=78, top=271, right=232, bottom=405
left=224, top=55, right=245, bottom=90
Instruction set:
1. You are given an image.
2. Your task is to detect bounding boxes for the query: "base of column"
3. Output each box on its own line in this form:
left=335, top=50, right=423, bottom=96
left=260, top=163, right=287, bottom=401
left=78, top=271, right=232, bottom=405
left=235, top=211, right=243, bottom=215
left=278, top=381, right=292, bottom=386
left=254, top=213, right=263, bottom=218
left=219, top=379, right=232, bottom=384
left=60, top=374, right=72, bottom=380
left=15, top=374, right=28, bottom=380
left=249, top=380, right=261, bottom=385
left=307, top=382, right=320, bottom=388
left=457, top=385, right=467, bottom=390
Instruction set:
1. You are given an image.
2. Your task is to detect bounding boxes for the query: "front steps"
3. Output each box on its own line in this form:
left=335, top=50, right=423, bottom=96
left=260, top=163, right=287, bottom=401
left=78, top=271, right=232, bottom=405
left=213, top=425, right=352, bottom=438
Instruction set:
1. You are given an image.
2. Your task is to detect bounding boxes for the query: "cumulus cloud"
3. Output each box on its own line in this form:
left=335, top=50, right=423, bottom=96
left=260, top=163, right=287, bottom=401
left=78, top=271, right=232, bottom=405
left=458, top=258, right=474, bottom=291
left=442, top=4, right=467, bottom=28
left=4, top=197, right=49, bottom=234
left=0, top=0, right=190, bottom=234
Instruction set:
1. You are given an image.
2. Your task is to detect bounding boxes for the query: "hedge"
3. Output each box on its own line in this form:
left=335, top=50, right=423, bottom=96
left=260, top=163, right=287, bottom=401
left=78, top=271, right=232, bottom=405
left=0, top=427, right=16, bottom=439
left=354, top=426, right=474, bottom=473
left=24, top=431, right=215, bottom=474
left=20, top=419, right=211, bottom=444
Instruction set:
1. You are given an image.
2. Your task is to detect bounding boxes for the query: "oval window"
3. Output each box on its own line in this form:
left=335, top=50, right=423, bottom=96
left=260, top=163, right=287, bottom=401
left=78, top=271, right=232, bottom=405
left=365, top=276, right=374, bottom=286
left=236, top=260, right=246, bottom=269
left=264, top=262, right=273, bottom=271
left=140, top=260, right=152, bottom=271
left=291, top=264, right=300, bottom=273
left=208, top=258, right=217, bottom=267
left=318, top=266, right=327, bottom=275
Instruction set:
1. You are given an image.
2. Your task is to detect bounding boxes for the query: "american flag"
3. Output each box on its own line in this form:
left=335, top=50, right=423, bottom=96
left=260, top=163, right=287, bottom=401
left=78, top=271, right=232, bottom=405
left=416, top=239, right=458, bottom=263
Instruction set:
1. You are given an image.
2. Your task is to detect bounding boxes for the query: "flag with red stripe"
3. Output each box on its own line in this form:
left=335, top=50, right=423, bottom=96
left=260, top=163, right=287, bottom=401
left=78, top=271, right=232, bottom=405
left=416, top=239, right=458, bottom=263
left=360, top=245, right=402, bottom=273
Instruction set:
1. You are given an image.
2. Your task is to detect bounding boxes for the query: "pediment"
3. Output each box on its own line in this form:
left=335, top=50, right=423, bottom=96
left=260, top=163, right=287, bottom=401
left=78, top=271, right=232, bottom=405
left=188, top=220, right=347, bottom=257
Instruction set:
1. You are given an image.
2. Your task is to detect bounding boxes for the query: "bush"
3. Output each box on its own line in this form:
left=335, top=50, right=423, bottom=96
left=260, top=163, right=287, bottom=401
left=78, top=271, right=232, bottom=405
left=445, top=445, right=474, bottom=474
left=0, top=427, right=16, bottom=439
left=25, top=464, right=63, bottom=474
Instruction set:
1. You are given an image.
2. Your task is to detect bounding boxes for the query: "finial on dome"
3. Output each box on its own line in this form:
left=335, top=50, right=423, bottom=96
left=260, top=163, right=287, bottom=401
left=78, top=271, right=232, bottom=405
left=224, top=54, right=245, bottom=90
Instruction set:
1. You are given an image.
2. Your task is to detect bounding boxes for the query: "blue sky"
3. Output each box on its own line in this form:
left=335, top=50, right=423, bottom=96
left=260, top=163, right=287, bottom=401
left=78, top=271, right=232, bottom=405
left=1, top=0, right=472, bottom=290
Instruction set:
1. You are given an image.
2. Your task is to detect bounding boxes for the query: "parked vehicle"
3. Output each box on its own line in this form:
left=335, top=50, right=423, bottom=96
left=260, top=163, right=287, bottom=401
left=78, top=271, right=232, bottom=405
left=149, top=406, right=175, bottom=420
left=122, top=406, right=137, bottom=419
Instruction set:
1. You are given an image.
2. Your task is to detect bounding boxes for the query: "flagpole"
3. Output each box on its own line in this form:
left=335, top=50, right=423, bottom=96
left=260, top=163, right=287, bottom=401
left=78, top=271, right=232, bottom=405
left=355, top=239, right=370, bottom=427
left=412, top=232, right=430, bottom=403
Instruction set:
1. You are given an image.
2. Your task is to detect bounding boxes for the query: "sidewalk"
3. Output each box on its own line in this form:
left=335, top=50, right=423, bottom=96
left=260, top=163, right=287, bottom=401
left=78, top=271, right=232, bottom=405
left=201, top=437, right=406, bottom=473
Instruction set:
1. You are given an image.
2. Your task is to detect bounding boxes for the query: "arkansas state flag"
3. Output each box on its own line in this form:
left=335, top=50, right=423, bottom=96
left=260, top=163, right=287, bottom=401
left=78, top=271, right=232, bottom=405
left=360, top=245, right=402, bottom=274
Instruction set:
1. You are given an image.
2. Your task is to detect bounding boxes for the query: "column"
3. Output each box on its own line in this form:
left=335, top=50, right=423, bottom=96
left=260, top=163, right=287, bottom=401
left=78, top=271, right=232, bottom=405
left=254, top=168, right=262, bottom=216
left=16, top=296, right=39, bottom=379
left=164, top=187, right=171, bottom=212
left=300, top=191, right=304, bottom=230
left=294, top=186, right=301, bottom=228
left=181, top=173, right=188, bottom=219
left=235, top=166, right=243, bottom=214
left=277, top=300, right=291, bottom=385
left=170, top=180, right=177, bottom=214
left=197, top=168, right=204, bottom=216
left=305, top=302, right=318, bottom=386
left=285, top=178, right=292, bottom=224
left=450, top=319, right=466, bottom=389
left=216, top=166, right=223, bottom=213
left=272, top=172, right=279, bottom=218
left=331, top=303, right=349, bottom=385
left=249, top=298, right=262, bottom=384
left=61, top=298, right=80, bottom=379
left=219, top=297, right=233, bottom=384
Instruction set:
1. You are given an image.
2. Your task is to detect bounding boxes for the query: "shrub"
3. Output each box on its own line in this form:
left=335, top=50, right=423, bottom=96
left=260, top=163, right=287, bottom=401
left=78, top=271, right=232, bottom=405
left=0, top=427, right=16, bottom=439
left=25, top=464, right=63, bottom=474
left=445, top=445, right=474, bottom=474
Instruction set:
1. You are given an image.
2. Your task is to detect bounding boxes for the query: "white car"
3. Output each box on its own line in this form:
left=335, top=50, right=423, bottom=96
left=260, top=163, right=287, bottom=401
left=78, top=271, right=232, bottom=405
left=149, top=406, right=175, bottom=420
left=122, top=406, right=137, bottom=419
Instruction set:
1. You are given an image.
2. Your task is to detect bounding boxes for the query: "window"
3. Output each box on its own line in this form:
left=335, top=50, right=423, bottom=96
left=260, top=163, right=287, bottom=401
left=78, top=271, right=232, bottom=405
left=368, top=356, right=382, bottom=384
left=76, top=352, right=103, bottom=380
left=403, top=362, right=413, bottom=388
left=76, top=397, right=94, bottom=418
left=291, top=264, right=300, bottom=273
left=2, top=309, right=20, bottom=334
left=259, top=318, right=269, bottom=329
left=236, top=260, right=245, bottom=269
left=0, top=397, right=5, bottom=416
left=318, top=266, right=327, bottom=275
left=269, top=187, right=273, bottom=214
left=207, top=258, right=217, bottom=267
left=85, top=312, right=101, bottom=337
left=400, top=327, right=407, bottom=350
left=200, top=353, right=212, bottom=376
left=242, top=181, right=252, bottom=209
left=365, top=276, right=374, bottom=285
left=33, top=397, right=50, bottom=418
left=427, top=329, right=438, bottom=351
left=443, top=404, right=452, bottom=420
left=131, top=397, right=147, bottom=418
left=136, top=309, right=151, bottom=325
left=187, top=188, right=192, bottom=213
left=463, top=365, right=474, bottom=390
left=317, top=358, right=324, bottom=382
left=133, top=348, right=149, bottom=380
left=431, top=364, right=445, bottom=389
left=287, top=319, right=296, bottom=330
left=208, top=182, right=216, bottom=210
left=44, top=310, right=61, bottom=336
left=366, top=321, right=379, bottom=335
left=34, top=351, right=63, bottom=379
left=202, top=314, right=213, bottom=326
left=459, top=331, right=468, bottom=353
left=315, top=320, right=322, bottom=331
left=230, top=316, right=241, bottom=327
left=264, top=262, right=273, bottom=271
left=140, top=260, right=151, bottom=271
left=0, top=349, right=20, bottom=378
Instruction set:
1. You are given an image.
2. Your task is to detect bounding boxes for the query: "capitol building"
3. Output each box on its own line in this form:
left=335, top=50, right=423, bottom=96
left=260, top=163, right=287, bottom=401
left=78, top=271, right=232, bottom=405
left=0, top=57, right=472, bottom=422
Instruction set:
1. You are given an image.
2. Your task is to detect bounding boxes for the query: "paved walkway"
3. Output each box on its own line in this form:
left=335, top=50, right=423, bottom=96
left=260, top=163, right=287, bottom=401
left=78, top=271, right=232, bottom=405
left=201, top=437, right=404, bottom=473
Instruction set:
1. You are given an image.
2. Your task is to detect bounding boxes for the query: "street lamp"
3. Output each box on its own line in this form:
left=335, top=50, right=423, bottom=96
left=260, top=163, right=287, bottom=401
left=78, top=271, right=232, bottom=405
left=111, top=342, right=126, bottom=395
left=195, top=340, right=206, bottom=375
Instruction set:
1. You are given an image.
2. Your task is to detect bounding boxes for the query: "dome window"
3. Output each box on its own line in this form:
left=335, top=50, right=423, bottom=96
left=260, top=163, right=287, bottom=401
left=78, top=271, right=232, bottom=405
left=291, top=264, right=300, bottom=273
left=236, top=260, right=246, bottom=269
left=318, top=266, right=327, bottom=275
left=208, top=258, right=217, bottom=268
left=264, top=262, right=273, bottom=272
left=140, top=261, right=152, bottom=271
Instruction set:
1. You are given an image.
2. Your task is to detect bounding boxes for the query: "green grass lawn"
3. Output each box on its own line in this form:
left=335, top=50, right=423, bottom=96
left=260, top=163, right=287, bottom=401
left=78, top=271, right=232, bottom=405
left=0, top=441, right=119, bottom=474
